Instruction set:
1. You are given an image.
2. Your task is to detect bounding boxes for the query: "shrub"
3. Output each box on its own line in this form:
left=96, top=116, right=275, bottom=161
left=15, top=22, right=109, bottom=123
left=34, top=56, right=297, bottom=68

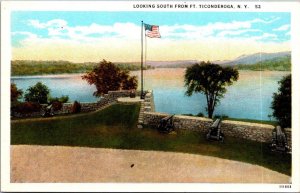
left=11, top=83, right=23, bottom=102
left=182, top=113, right=193, bottom=116
left=214, top=114, right=229, bottom=119
left=51, top=101, right=63, bottom=111
left=49, top=95, right=69, bottom=103
left=24, top=82, right=50, bottom=104
left=12, top=102, right=41, bottom=114
left=197, top=112, right=204, bottom=117
left=72, top=101, right=81, bottom=113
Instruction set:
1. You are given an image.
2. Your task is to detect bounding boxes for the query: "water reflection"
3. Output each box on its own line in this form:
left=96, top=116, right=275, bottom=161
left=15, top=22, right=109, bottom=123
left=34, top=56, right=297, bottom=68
left=12, top=69, right=289, bottom=120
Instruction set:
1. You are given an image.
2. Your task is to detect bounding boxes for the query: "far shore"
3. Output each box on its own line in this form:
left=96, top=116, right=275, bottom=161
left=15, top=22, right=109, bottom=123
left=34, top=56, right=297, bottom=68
left=11, top=67, right=291, bottom=77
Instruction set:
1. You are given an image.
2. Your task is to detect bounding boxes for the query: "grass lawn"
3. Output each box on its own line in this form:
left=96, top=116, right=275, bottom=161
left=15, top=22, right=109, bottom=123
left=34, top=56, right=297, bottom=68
left=223, top=117, right=278, bottom=126
left=11, top=103, right=291, bottom=176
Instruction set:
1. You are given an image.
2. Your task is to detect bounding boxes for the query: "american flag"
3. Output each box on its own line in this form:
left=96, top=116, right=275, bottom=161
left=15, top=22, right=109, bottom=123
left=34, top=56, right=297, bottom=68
left=145, top=23, right=161, bottom=38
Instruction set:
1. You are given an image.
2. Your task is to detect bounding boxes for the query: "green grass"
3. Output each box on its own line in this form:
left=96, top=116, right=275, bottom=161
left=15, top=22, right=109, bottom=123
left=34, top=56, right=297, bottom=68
left=223, top=117, right=278, bottom=126
left=11, top=103, right=291, bottom=175
left=182, top=114, right=278, bottom=126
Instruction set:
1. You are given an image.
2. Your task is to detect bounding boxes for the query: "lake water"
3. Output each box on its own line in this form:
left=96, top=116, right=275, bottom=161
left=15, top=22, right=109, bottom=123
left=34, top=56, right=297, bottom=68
left=11, top=68, right=289, bottom=121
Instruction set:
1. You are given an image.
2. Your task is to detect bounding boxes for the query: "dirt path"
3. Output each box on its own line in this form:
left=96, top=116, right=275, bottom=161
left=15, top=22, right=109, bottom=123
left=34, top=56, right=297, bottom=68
left=11, top=145, right=290, bottom=183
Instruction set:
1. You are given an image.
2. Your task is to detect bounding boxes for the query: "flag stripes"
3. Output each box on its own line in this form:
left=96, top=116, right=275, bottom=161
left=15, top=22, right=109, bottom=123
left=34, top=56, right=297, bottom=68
left=145, top=24, right=161, bottom=38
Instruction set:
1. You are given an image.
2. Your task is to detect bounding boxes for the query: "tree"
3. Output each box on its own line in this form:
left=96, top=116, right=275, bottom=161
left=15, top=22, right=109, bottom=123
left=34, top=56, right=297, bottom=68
left=11, top=83, right=23, bottom=102
left=271, top=74, right=291, bottom=128
left=184, top=62, right=239, bottom=118
left=82, top=60, right=138, bottom=97
left=24, top=82, right=50, bottom=104
left=122, top=76, right=138, bottom=90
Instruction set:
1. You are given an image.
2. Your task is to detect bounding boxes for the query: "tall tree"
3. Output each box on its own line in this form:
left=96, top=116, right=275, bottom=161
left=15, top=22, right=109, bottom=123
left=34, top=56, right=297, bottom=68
left=184, top=62, right=239, bottom=118
left=271, top=74, right=291, bottom=128
left=11, top=83, right=23, bottom=102
left=82, top=60, right=138, bottom=97
left=24, top=82, right=50, bottom=104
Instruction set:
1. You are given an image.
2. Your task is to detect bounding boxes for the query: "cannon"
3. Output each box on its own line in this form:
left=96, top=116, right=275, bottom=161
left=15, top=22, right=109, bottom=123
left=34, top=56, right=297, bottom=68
left=270, top=126, right=290, bottom=153
left=41, top=104, right=54, bottom=117
left=157, top=115, right=174, bottom=133
left=206, top=118, right=224, bottom=142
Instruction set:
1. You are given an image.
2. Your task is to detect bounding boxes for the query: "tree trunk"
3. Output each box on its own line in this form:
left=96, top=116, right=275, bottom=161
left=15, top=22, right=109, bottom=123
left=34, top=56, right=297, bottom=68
left=208, top=108, right=213, bottom=118
left=207, top=99, right=214, bottom=119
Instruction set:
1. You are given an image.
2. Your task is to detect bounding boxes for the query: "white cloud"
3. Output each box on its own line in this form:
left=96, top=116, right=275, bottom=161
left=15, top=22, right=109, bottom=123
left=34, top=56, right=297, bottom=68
left=28, top=19, right=67, bottom=29
left=12, top=33, right=289, bottom=63
left=12, top=31, right=38, bottom=39
left=251, top=17, right=280, bottom=24
left=273, top=24, right=290, bottom=31
left=251, top=33, right=278, bottom=41
left=25, top=17, right=282, bottom=42
left=217, top=29, right=261, bottom=37
left=12, top=18, right=289, bottom=62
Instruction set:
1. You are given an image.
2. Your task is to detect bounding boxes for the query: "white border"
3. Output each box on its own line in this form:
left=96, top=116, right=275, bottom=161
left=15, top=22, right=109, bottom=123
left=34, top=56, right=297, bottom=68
left=1, top=1, right=300, bottom=192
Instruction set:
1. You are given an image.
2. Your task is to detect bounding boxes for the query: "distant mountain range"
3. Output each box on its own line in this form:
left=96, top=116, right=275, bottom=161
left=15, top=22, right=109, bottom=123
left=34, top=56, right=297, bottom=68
left=146, top=51, right=291, bottom=68
left=12, top=51, right=291, bottom=76
left=213, top=51, right=291, bottom=66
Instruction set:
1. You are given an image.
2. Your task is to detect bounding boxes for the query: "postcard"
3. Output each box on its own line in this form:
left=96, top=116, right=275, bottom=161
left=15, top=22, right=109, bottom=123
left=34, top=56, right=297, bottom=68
left=1, top=0, right=300, bottom=192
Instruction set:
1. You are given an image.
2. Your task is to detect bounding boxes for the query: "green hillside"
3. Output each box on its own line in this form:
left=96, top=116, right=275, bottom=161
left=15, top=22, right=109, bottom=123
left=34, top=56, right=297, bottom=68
left=235, top=56, right=291, bottom=71
left=11, top=60, right=152, bottom=76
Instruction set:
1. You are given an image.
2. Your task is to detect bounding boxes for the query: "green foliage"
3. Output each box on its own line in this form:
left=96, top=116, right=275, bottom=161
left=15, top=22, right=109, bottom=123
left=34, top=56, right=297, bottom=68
left=122, top=76, right=138, bottom=90
left=181, top=113, right=194, bottom=116
left=11, top=83, right=23, bottom=102
left=214, top=114, right=229, bottom=119
left=24, top=82, right=50, bottom=104
left=11, top=60, right=152, bottom=76
left=82, top=60, right=138, bottom=97
left=197, top=112, right=204, bottom=117
left=184, top=62, right=239, bottom=118
left=271, top=74, right=291, bottom=128
left=48, top=95, right=69, bottom=103
left=72, top=101, right=81, bottom=113
left=222, top=117, right=278, bottom=126
left=235, top=56, right=291, bottom=71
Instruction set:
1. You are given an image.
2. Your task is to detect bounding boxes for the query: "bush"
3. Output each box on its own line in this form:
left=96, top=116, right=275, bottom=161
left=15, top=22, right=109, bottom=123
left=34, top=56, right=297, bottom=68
left=214, top=114, right=229, bottom=119
left=182, top=113, right=193, bottom=116
left=24, top=82, right=50, bottom=104
left=12, top=102, right=41, bottom=114
left=11, top=83, right=23, bottom=102
left=197, top=112, right=204, bottom=117
left=48, top=95, right=69, bottom=103
left=51, top=101, right=63, bottom=111
left=72, top=101, right=81, bottom=113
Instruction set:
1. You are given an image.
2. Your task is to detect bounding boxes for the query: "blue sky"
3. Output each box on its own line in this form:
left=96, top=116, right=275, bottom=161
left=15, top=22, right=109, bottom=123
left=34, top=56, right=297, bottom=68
left=11, top=11, right=290, bottom=62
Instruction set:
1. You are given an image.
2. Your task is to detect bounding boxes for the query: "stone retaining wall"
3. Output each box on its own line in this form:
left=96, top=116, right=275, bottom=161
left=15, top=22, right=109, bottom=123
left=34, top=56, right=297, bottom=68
left=137, top=90, right=155, bottom=128
left=12, top=90, right=139, bottom=118
left=143, top=112, right=274, bottom=143
left=285, top=128, right=292, bottom=149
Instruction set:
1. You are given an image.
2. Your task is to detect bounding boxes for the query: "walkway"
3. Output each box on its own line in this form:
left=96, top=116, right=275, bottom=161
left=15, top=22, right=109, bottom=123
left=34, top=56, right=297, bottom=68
left=11, top=145, right=290, bottom=183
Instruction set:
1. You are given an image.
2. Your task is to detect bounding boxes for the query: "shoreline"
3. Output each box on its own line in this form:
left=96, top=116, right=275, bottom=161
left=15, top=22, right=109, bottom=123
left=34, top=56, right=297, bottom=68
left=11, top=68, right=291, bottom=78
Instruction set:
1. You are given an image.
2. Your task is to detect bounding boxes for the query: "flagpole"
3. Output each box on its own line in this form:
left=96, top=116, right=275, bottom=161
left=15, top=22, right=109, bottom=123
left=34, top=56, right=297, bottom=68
left=141, top=20, right=144, bottom=99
